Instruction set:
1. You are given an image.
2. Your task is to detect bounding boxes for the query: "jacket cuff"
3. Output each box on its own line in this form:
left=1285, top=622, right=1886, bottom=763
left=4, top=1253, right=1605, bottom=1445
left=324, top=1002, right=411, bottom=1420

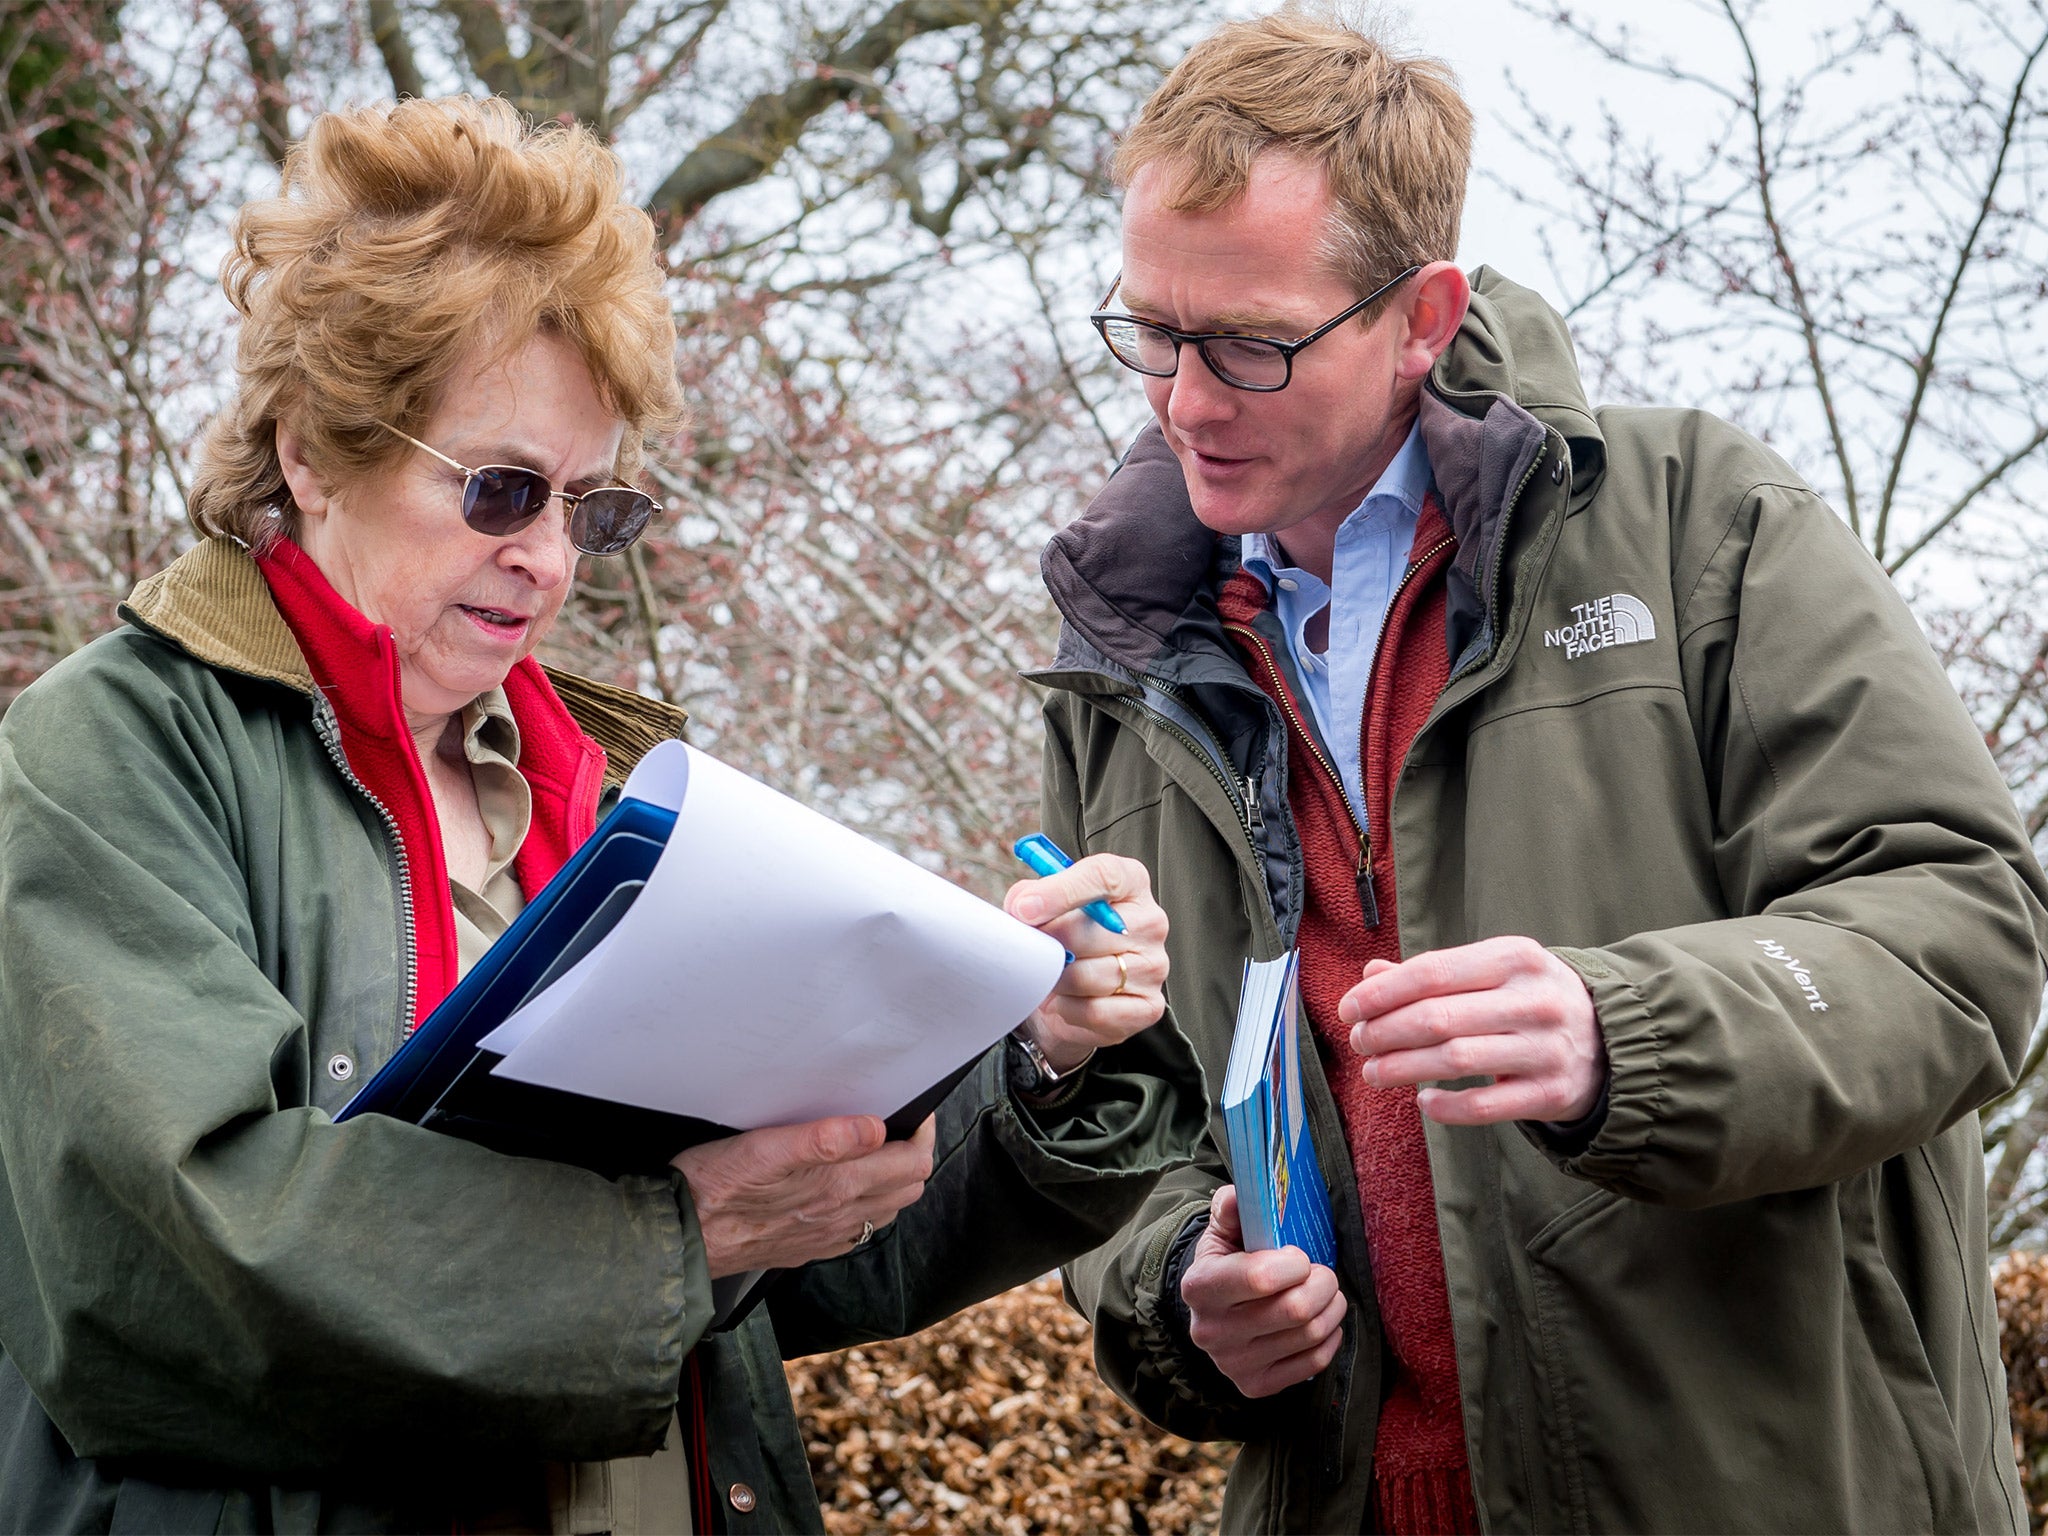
left=664, top=1165, right=720, bottom=1352
left=1133, top=1205, right=1253, bottom=1415
left=1528, top=1075, right=1611, bottom=1156
left=995, top=1007, right=1209, bottom=1188
left=1160, top=1208, right=1207, bottom=1352
left=1006, top=1034, right=1094, bottom=1112
left=1529, top=948, right=1667, bottom=1185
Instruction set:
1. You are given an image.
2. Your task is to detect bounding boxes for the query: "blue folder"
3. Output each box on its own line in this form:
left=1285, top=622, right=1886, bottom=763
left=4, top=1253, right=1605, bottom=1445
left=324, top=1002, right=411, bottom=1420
left=336, top=793, right=679, bottom=1158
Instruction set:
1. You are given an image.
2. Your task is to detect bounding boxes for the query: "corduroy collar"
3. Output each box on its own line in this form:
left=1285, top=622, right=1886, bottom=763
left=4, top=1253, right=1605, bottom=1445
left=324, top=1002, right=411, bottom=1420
left=122, top=535, right=315, bottom=692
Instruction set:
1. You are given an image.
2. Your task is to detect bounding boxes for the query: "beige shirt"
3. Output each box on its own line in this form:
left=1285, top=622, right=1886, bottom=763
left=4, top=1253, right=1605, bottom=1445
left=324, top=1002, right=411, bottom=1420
left=447, top=691, right=693, bottom=1536
left=448, top=689, right=532, bottom=971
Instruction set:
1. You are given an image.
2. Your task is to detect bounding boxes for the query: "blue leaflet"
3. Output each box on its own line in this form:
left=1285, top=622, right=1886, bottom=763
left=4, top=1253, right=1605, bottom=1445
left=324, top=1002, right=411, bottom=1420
left=1222, top=950, right=1337, bottom=1268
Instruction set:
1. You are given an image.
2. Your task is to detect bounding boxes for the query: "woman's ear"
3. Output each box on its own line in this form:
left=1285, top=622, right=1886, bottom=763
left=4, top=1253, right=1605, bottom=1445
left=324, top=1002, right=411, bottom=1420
left=274, top=420, right=334, bottom=524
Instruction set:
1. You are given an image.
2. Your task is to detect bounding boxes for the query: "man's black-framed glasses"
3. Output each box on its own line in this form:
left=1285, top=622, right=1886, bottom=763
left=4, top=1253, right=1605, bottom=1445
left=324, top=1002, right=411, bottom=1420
left=1090, top=265, right=1423, bottom=392
left=375, top=421, right=659, bottom=556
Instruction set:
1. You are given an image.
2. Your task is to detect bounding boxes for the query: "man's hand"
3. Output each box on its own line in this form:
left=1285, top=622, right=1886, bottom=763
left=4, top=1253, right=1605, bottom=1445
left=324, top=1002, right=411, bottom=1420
left=671, top=1115, right=936, bottom=1279
left=1004, top=852, right=1169, bottom=1071
left=1341, top=937, right=1605, bottom=1124
left=1180, top=1185, right=1347, bottom=1398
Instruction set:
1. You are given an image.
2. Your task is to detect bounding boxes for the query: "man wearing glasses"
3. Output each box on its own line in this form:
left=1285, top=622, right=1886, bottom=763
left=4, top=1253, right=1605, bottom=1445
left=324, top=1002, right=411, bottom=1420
left=1041, top=10, right=2048, bottom=1535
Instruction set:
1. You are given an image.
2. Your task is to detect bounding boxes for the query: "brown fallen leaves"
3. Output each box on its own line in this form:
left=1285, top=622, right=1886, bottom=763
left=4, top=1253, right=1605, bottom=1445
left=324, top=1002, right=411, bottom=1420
left=794, top=1255, right=2048, bottom=1533
left=1999, top=1250, right=2048, bottom=1530
left=785, top=1276, right=1232, bottom=1535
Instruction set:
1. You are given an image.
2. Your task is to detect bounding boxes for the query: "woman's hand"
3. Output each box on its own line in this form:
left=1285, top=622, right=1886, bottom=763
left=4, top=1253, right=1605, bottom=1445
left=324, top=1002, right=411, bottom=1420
left=1003, top=852, right=1170, bottom=1071
left=671, top=1114, right=936, bottom=1279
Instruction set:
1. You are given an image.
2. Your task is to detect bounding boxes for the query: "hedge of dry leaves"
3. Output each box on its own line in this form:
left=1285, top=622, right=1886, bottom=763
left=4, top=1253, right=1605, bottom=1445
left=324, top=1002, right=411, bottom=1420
left=790, top=1258, right=2048, bottom=1535
left=785, top=1276, right=1231, bottom=1535
left=2000, top=1250, right=2048, bottom=1530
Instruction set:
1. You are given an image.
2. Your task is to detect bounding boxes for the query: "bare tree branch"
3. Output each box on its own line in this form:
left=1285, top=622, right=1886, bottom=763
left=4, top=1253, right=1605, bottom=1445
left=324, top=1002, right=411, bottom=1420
left=212, top=0, right=292, bottom=163
left=1986, top=630, right=2048, bottom=748
left=438, top=0, right=523, bottom=100
left=0, top=469, right=85, bottom=657
left=646, top=0, right=1004, bottom=228
left=624, top=541, right=677, bottom=702
left=0, top=86, right=188, bottom=508
left=1720, top=0, right=1863, bottom=535
left=1887, top=420, right=2048, bottom=576
left=612, top=0, right=735, bottom=124
left=1872, top=22, right=2048, bottom=565
left=366, top=0, right=429, bottom=100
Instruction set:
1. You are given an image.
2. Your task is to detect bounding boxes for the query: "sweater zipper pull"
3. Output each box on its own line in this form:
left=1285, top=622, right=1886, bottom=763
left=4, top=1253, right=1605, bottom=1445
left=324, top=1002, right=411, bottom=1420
left=1356, top=835, right=1381, bottom=927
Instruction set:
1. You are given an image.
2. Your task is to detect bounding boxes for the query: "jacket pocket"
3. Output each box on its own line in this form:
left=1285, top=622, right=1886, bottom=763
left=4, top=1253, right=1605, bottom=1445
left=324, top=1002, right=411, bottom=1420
left=1523, top=1184, right=1954, bottom=1535
left=1844, top=1166, right=1979, bottom=1532
left=1522, top=1188, right=1619, bottom=1533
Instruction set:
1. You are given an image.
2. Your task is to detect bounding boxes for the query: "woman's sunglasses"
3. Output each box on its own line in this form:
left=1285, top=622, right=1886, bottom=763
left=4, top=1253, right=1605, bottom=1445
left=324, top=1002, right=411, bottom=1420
left=374, top=421, right=658, bottom=556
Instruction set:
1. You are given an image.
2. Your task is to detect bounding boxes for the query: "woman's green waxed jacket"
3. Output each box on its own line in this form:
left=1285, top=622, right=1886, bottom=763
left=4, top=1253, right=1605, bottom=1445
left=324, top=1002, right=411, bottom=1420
left=1043, top=269, right=2048, bottom=1534
left=0, top=538, right=1206, bottom=1534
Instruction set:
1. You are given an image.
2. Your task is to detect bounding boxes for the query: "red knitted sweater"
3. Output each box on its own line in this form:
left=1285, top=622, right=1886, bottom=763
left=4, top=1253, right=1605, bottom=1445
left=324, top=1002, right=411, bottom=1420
left=1218, top=497, right=1479, bottom=1536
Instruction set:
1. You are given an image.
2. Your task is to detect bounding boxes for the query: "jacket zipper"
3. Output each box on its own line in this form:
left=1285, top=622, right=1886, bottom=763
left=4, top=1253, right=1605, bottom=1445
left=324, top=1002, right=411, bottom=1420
left=1222, top=534, right=1455, bottom=928
left=1221, top=620, right=1378, bottom=927
left=1138, top=678, right=1261, bottom=849
left=311, top=696, right=420, bottom=1039
left=1356, top=535, right=1457, bottom=910
left=1129, top=677, right=1279, bottom=946
left=1448, top=441, right=1555, bottom=686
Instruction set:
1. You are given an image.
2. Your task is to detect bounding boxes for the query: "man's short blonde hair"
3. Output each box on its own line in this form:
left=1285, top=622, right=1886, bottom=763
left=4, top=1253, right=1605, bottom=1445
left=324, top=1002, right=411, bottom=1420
left=1114, top=7, right=1472, bottom=315
left=189, top=95, right=682, bottom=548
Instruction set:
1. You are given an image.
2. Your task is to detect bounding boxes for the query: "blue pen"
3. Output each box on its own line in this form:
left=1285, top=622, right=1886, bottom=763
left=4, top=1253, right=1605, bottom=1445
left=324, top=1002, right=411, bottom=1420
left=1013, top=833, right=1128, bottom=934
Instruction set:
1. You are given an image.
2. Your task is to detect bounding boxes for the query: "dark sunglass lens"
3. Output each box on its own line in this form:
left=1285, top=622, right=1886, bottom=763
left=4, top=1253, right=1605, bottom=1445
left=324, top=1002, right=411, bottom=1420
left=463, top=466, right=551, bottom=536
left=1205, top=336, right=1289, bottom=389
left=569, top=489, right=655, bottom=555
left=1100, top=318, right=1178, bottom=376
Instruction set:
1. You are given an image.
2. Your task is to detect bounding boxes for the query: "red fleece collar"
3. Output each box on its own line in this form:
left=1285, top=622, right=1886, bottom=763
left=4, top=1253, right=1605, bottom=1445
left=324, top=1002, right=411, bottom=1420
left=255, top=538, right=606, bottom=1026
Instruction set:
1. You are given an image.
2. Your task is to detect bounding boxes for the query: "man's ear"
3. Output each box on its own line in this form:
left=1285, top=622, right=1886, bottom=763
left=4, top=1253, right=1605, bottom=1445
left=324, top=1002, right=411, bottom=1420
left=1395, top=262, right=1471, bottom=383
left=274, top=419, right=334, bottom=523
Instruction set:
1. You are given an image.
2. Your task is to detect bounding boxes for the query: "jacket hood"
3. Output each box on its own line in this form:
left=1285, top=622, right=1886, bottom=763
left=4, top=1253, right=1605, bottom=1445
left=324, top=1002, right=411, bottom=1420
left=1041, top=268, right=1595, bottom=679
left=121, top=536, right=688, bottom=788
left=1436, top=266, right=1604, bottom=481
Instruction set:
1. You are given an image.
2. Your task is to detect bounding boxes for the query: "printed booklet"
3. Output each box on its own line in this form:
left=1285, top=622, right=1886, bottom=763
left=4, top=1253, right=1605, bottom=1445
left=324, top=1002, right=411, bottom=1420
left=1222, top=950, right=1337, bottom=1267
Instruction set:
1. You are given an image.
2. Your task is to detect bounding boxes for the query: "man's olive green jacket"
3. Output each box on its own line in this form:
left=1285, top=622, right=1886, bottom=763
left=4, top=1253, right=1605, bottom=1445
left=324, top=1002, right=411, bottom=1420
left=1042, top=269, right=2048, bottom=1534
left=0, top=540, right=1205, bottom=1533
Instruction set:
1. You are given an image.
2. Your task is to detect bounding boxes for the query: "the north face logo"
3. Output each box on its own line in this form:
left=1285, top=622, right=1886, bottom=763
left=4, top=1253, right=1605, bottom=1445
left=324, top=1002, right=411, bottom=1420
left=1543, top=594, right=1657, bottom=660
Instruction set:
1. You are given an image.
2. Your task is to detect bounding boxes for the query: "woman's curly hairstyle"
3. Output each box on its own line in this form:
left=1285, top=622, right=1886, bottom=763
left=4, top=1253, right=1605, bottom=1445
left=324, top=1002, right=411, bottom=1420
left=188, top=95, right=683, bottom=547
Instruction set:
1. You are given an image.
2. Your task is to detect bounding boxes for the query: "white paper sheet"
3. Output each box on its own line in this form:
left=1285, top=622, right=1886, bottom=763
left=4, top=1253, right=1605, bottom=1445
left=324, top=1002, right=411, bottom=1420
left=477, top=742, right=1067, bottom=1128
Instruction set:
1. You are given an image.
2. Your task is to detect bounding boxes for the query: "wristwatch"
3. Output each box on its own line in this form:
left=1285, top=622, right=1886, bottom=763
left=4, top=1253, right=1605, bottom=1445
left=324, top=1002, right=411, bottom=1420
left=1006, top=1027, right=1096, bottom=1097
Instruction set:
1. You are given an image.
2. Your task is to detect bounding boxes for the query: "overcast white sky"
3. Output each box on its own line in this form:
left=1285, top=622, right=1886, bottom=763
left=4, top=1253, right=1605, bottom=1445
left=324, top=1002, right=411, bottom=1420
left=1400, top=0, right=1850, bottom=290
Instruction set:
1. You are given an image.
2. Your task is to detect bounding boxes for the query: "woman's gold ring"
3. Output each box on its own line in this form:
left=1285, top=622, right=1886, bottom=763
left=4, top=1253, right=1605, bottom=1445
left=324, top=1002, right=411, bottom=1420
left=1114, top=953, right=1131, bottom=996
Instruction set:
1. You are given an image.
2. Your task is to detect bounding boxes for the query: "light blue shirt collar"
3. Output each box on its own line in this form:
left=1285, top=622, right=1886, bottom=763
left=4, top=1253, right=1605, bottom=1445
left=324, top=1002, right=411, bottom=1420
left=1239, top=422, right=1432, bottom=580
left=1237, top=420, right=1434, bottom=822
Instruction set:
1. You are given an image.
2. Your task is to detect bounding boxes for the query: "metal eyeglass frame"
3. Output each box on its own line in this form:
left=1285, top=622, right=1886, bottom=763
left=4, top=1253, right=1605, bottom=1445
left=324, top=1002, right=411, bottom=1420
left=373, top=420, right=658, bottom=556
left=1089, top=264, right=1423, bottom=392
